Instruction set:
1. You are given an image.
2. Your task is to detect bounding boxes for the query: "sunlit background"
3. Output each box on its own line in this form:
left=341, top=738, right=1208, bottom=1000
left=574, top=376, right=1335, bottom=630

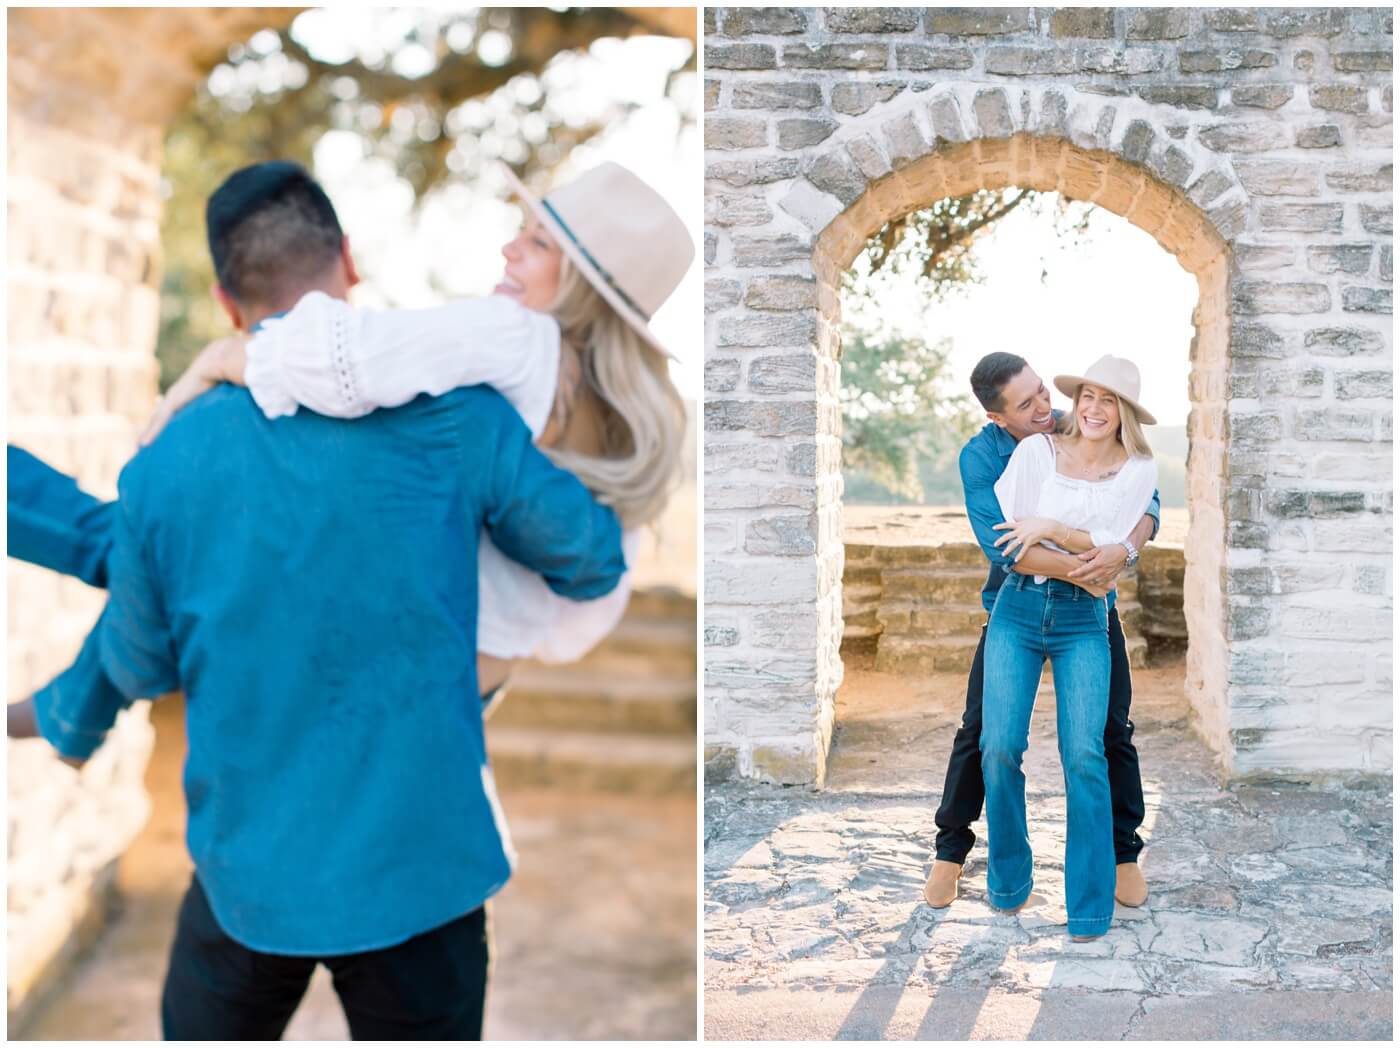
left=158, top=7, right=700, bottom=397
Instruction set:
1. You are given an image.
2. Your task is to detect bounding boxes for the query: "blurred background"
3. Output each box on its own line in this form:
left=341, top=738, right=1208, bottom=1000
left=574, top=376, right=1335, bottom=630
left=7, top=7, right=697, bottom=1039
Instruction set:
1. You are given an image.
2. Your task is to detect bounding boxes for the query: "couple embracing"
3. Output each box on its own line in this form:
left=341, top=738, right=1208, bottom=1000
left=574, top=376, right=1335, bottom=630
left=9, top=158, right=691, bottom=1037
left=925, top=352, right=1160, bottom=942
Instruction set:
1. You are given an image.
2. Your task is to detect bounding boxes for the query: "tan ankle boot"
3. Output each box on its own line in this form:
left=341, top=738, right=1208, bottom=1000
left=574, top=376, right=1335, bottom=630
left=922, top=859, right=963, bottom=908
left=1115, top=862, right=1148, bottom=907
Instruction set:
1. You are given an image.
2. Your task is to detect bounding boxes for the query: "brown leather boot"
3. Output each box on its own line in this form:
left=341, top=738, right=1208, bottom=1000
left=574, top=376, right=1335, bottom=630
left=922, top=859, right=963, bottom=908
left=1115, top=862, right=1148, bottom=907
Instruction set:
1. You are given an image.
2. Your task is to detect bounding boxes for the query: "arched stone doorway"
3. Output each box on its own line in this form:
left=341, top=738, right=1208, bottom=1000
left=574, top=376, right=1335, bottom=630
left=704, top=7, right=1393, bottom=787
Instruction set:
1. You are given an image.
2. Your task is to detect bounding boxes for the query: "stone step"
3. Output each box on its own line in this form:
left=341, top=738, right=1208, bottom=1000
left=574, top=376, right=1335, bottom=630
left=572, top=617, right=696, bottom=677
left=842, top=566, right=882, bottom=589
left=845, top=541, right=987, bottom=570
left=491, top=668, right=695, bottom=736
left=1138, top=620, right=1190, bottom=640
left=840, top=635, right=879, bottom=666
left=485, top=727, right=695, bottom=793
left=842, top=607, right=882, bottom=639
left=880, top=569, right=989, bottom=603
left=874, top=633, right=984, bottom=674
left=623, top=587, right=697, bottom=624
left=878, top=602, right=987, bottom=637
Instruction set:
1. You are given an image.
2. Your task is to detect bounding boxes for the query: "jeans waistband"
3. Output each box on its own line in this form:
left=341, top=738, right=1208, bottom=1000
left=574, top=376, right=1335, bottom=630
left=1007, top=574, right=1090, bottom=600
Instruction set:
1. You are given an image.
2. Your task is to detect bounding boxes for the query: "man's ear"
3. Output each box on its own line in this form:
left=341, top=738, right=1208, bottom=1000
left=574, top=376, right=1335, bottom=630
left=986, top=411, right=1007, bottom=430
left=340, top=236, right=361, bottom=290
left=212, top=285, right=246, bottom=332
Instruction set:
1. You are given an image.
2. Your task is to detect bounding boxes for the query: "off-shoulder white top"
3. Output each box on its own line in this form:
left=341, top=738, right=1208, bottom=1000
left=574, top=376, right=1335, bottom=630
left=244, top=291, right=639, bottom=662
left=993, top=433, right=1157, bottom=584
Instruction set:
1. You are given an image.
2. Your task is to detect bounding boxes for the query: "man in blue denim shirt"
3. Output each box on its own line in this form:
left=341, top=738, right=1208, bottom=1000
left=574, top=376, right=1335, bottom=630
left=7, top=446, right=114, bottom=588
left=923, top=352, right=1160, bottom=913
left=8, top=163, right=626, bottom=1039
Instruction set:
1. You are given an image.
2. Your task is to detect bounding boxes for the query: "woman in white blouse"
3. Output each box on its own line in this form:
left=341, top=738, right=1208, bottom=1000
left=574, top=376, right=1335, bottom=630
left=146, top=162, right=692, bottom=701
left=981, top=355, right=1158, bottom=942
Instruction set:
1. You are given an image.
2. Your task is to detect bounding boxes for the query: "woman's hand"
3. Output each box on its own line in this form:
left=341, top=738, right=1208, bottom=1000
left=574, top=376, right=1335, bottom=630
left=140, top=333, right=251, bottom=445
left=993, top=517, right=1065, bottom=562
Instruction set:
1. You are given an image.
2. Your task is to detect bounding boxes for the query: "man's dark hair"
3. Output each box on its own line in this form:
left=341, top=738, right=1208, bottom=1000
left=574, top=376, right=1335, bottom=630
left=970, top=352, right=1030, bottom=412
left=206, top=162, right=344, bottom=306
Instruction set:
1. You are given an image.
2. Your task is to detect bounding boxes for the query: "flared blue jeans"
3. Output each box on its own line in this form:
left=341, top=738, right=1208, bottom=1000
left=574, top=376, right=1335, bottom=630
left=980, top=574, right=1115, bottom=937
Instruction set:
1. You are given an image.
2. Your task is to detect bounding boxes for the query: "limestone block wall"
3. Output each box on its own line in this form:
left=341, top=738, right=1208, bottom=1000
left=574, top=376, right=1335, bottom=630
left=6, top=7, right=298, bottom=1025
left=703, top=7, right=1393, bottom=785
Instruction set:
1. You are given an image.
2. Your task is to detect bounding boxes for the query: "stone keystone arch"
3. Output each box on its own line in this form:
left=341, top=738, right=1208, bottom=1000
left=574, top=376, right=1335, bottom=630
left=704, top=7, right=1393, bottom=787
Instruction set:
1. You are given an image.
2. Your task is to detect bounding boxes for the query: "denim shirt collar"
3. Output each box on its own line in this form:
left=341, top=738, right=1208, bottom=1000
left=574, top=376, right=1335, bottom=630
left=990, top=407, right=1065, bottom=461
left=248, top=309, right=288, bottom=335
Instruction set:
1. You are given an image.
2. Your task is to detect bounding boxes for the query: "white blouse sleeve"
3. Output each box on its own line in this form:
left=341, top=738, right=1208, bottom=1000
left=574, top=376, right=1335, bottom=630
left=244, top=291, right=563, bottom=439
left=1090, top=457, right=1159, bottom=548
left=993, top=433, right=1053, bottom=525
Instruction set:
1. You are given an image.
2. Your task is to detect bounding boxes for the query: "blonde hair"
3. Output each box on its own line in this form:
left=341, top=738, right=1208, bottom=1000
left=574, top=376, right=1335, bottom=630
left=1058, top=384, right=1154, bottom=458
left=542, top=256, right=686, bottom=529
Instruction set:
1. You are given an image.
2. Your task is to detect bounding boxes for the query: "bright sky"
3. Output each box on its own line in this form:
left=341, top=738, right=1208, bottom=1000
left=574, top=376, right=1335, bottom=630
left=280, top=13, right=701, bottom=397
left=846, top=195, right=1199, bottom=426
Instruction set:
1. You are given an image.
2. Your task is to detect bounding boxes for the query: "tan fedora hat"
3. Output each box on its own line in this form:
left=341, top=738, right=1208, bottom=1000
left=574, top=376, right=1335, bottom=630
left=501, top=161, right=694, bottom=358
left=1054, top=355, right=1158, bottom=425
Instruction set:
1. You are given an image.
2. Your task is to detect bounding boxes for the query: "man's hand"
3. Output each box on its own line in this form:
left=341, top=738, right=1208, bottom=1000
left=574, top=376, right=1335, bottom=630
left=1068, top=543, right=1130, bottom=587
left=1078, top=578, right=1116, bottom=600
left=7, top=699, right=85, bottom=768
left=8, top=698, right=39, bottom=739
left=140, top=333, right=251, bottom=446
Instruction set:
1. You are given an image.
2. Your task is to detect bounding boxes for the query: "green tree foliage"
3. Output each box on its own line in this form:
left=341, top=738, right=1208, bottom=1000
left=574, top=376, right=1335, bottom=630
left=839, top=322, right=979, bottom=502
left=157, top=7, right=694, bottom=388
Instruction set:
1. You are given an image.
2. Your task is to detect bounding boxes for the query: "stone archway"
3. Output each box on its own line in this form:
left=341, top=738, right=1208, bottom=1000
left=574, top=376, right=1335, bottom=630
left=704, top=7, right=1393, bottom=787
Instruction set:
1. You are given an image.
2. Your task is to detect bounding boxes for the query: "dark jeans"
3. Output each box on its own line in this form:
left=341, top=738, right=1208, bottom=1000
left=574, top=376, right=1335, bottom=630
left=161, top=876, right=490, bottom=1040
left=934, top=605, right=1145, bottom=867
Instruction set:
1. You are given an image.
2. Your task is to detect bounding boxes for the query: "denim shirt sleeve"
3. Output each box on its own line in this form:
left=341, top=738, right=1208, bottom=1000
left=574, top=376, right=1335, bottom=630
left=479, top=410, right=626, bottom=601
left=32, top=486, right=180, bottom=760
left=959, top=439, right=1013, bottom=570
left=97, top=489, right=181, bottom=700
left=1145, top=488, right=1161, bottom=542
left=31, top=610, right=132, bottom=760
left=7, top=445, right=115, bottom=588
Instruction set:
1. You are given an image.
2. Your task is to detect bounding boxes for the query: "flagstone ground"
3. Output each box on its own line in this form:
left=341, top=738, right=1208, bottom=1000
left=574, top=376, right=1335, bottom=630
left=704, top=663, right=1392, bottom=1040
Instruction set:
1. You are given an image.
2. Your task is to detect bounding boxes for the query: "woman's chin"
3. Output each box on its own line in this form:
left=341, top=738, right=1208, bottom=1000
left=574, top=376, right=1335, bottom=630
left=493, top=284, right=523, bottom=304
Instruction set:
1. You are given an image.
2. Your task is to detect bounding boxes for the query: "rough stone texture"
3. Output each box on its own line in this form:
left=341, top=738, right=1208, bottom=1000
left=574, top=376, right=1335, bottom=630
left=705, top=7, right=1393, bottom=786
left=7, top=7, right=302, bottom=1028
left=705, top=667, right=1393, bottom=1040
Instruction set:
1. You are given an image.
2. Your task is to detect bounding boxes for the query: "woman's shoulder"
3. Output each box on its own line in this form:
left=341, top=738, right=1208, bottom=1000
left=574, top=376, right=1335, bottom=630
left=1010, top=431, right=1055, bottom=464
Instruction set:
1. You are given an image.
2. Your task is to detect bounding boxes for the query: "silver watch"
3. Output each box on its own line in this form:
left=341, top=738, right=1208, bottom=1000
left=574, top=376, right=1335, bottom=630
left=1119, top=537, right=1140, bottom=568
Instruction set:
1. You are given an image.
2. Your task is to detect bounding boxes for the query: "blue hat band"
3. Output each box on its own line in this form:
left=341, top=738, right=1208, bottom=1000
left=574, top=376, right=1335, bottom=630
left=540, top=199, right=651, bottom=321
